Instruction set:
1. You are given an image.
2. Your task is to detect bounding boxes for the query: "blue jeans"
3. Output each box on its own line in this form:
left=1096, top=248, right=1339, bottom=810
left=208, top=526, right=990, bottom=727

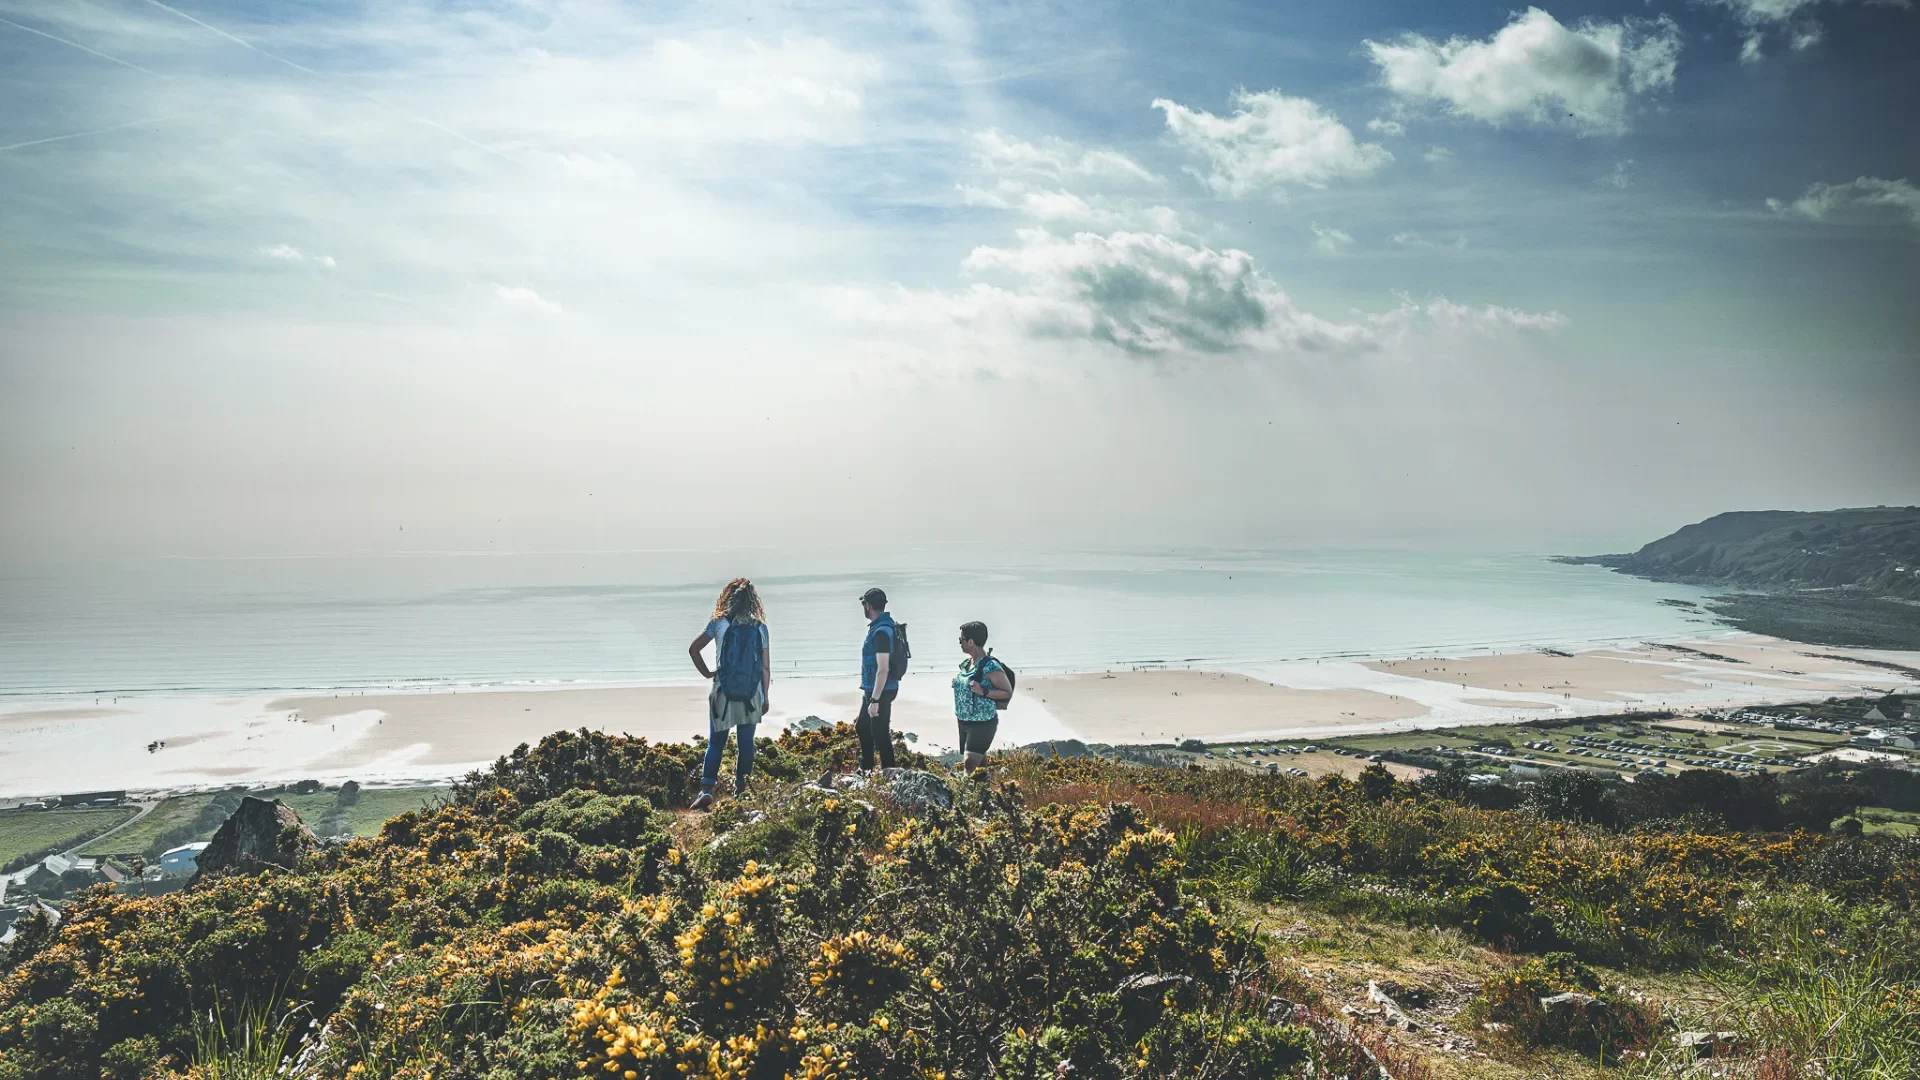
left=702, top=724, right=757, bottom=794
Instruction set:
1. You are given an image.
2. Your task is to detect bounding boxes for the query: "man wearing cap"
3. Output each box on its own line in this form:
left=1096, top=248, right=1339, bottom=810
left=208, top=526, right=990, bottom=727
left=856, top=587, right=899, bottom=770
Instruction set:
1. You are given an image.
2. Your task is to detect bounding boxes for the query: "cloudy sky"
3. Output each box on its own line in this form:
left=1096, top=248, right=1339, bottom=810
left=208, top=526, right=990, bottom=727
left=1, top=0, right=1915, bottom=562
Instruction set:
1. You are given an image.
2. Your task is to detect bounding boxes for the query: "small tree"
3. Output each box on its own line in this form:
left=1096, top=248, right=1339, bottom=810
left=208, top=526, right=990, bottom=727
left=1357, top=764, right=1396, bottom=802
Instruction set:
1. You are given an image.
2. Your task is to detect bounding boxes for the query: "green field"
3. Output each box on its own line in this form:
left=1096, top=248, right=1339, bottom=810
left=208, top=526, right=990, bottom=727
left=0, top=807, right=138, bottom=866
left=73, top=787, right=448, bottom=857
left=1858, top=807, right=1920, bottom=838
left=277, top=787, right=447, bottom=837
left=77, top=796, right=216, bottom=856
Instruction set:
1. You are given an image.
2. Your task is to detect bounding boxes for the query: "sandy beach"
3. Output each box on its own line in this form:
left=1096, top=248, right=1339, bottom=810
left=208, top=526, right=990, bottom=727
left=1023, top=670, right=1427, bottom=743
left=2, top=633, right=1914, bottom=797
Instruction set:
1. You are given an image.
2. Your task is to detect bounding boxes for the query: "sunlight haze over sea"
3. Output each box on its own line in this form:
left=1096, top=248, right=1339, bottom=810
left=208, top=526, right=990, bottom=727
left=0, top=548, right=1722, bottom=699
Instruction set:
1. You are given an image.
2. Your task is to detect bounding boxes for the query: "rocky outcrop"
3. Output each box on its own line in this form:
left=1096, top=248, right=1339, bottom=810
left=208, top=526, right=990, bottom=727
left=189, top=797, right=319, bottom=884
left=807, top=769, right=953, bottom=814
left=882, top=769, right=953, bottom=813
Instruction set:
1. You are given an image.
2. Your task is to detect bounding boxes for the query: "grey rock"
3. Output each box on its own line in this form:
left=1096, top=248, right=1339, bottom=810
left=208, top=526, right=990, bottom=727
left=1116, top=972, right=1190, bottom=996
left=1367, top=979, right=1421, bottom=1031
left=1539, top=991, right=1598, bottom=1011
left=190, top=797, right=318, bottom=885
left=881, top=768, right=953, bottom=813
left=1676, top=1031, right=1741, bottom=1056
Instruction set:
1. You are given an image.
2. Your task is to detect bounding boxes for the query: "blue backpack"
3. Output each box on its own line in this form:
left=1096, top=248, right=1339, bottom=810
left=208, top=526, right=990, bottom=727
left=717, top=620, right=765, bottom=701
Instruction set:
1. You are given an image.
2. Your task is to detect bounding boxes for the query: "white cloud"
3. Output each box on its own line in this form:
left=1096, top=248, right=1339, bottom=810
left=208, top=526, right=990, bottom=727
left=1767, top=176, right=1920, bottom=230
left=833, top=227, right=1563, bottom=359
left=493, top=285, right=565, bottom=316
left=1701, top=0, right=1895, bottom=63
left=1599, top=160, right=1635, bottom=190
left=0, top=0, right=901, bottom=323
left=970, top=128, right=1159, bottom=187
left=1423, top=146, right=1454, bottom=164
left=1365, top=8, right=1683, bottom=134
left=259, top=244, right=335, bottom=268
left=1311, top=223, right=1355, bottom=254
left=1391, top=232, right=1468, bottom=250
left=1151, top=89, right=1392, bottom=198
left=1372, top=297, right=1570, bottom=341
left=960, top=129, right=1178, bottom=232
left=1365, top=118, right=1406, bottom=137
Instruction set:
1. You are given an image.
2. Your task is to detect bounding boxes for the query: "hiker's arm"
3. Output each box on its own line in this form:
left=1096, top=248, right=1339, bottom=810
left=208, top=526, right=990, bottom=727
left=868, top=639, right=891, bottom=716
left=761, top=644, right=772, bottom=711
left=970, top=667, right=1011, bottom=702
left=984, top=667, right=1012, bottom=702
left=689, top=632, right=715, bottom=679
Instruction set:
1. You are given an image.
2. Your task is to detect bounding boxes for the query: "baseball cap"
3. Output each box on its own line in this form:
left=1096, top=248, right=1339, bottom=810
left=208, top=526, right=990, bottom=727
left=858, top=587, right=887, bottom=608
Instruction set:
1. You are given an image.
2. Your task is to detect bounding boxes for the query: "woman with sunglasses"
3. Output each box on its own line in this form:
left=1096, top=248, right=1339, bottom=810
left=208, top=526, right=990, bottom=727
left=954, top=621, right=1011, bottom=772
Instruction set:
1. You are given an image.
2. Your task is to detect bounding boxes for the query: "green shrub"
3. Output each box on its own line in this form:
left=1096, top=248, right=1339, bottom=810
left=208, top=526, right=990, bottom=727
left=1469, top=952, right=1662, bottom=1063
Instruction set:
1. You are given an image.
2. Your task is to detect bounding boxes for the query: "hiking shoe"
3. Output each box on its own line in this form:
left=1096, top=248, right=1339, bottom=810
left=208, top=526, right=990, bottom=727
left=733, top=778, right=749, bottom=798
left=690, top=792, right=714, bottom=811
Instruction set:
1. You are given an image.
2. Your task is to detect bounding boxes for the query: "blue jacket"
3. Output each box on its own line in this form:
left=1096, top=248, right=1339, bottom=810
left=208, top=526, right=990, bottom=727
left=861, top=613, right=899, bottom=693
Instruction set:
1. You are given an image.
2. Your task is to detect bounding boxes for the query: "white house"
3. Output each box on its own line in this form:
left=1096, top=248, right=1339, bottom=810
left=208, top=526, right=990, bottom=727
left=1859, top=730, right=1917, bottom=751
left=157, top=842, right=210, bottom=877
left=41, top=853, right=98, bottom=878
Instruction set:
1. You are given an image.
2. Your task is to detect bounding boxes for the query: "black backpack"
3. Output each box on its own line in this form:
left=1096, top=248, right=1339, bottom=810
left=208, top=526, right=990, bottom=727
left=991, top=655, right=1017, bottom=711
left=888, top=621, right=911, bottom=680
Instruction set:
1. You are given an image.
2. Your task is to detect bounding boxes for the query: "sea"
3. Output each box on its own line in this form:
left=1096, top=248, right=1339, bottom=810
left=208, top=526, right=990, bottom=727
left=0, top=547, right=1725, bottom=701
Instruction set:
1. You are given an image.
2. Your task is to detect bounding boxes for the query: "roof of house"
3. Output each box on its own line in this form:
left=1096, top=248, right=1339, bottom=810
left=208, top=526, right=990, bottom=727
left=42, top=854, right=98, bottom=876
left=160, top=842, right=211, bottom=859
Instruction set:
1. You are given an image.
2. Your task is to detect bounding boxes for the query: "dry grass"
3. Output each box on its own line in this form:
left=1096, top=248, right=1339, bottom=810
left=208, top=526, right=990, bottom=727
left=1021, top=780, right=1273, bottom=835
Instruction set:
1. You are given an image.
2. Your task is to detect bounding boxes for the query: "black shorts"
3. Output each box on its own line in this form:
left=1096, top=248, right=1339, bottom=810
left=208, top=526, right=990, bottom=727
left=958, top=718, right=998, bottom=755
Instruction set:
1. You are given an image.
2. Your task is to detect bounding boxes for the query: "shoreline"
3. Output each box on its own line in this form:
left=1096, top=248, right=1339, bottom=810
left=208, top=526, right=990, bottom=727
left=3, top=633, right=1916, bottom=798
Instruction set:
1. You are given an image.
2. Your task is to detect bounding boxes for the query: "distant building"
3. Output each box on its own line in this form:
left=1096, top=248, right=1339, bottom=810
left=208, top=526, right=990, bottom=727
left=56, top=791, right=127, bottom=807
left=41, top=853, right=98, bottom=878
left=4, top=864, right=60, bottom=896
left=157, top=842, right=210, bottom=877
left=1860, top=731, right=1917, bottom=751
left=1863, top=706, right=1891, bottom=723
left=0, top=901, right=61, bottom=946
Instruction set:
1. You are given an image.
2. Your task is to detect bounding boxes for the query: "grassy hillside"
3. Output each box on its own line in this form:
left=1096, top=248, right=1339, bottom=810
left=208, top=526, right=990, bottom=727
left=1566, top=506, right=1920, bottom=598
left=3, top=725, right=1916, bottom=1080
left=0, top=807, right=137, bottom=870
left=74, top=796, right=216, bottom=857
left=277, top=786, right=447, bottom=837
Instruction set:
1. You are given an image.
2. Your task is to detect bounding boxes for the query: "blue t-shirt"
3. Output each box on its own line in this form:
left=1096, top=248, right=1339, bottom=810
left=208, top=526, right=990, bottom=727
left=860, top=614, right=898, bottom=693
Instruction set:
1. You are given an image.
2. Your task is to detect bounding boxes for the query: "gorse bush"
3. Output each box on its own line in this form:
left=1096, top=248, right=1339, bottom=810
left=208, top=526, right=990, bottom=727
left=998, top=754, right=1920, bottom=969
left=0, top=729, right=1320, bottom=1080
left=3, top=726, right=1917, bottom=1078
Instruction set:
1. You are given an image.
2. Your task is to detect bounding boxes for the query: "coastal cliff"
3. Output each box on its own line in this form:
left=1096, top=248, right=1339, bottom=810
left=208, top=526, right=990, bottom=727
left=1563, top=507, right=1920, bottom=599
left=1563, top=507, right=1920, bottom=649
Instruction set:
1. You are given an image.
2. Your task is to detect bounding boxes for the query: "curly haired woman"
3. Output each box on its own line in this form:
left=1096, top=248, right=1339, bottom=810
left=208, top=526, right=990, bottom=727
left=687, top=578, right=771, bottom=810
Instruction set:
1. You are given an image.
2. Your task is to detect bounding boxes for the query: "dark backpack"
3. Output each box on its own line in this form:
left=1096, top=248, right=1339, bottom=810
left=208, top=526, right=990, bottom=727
left=983, top=653, right=1017, bottom=711
left=870, top=619, right=911, bottom=684
left=717, top=620, right=765, bottom=701
left=888, top=621, right=911, bottom=681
